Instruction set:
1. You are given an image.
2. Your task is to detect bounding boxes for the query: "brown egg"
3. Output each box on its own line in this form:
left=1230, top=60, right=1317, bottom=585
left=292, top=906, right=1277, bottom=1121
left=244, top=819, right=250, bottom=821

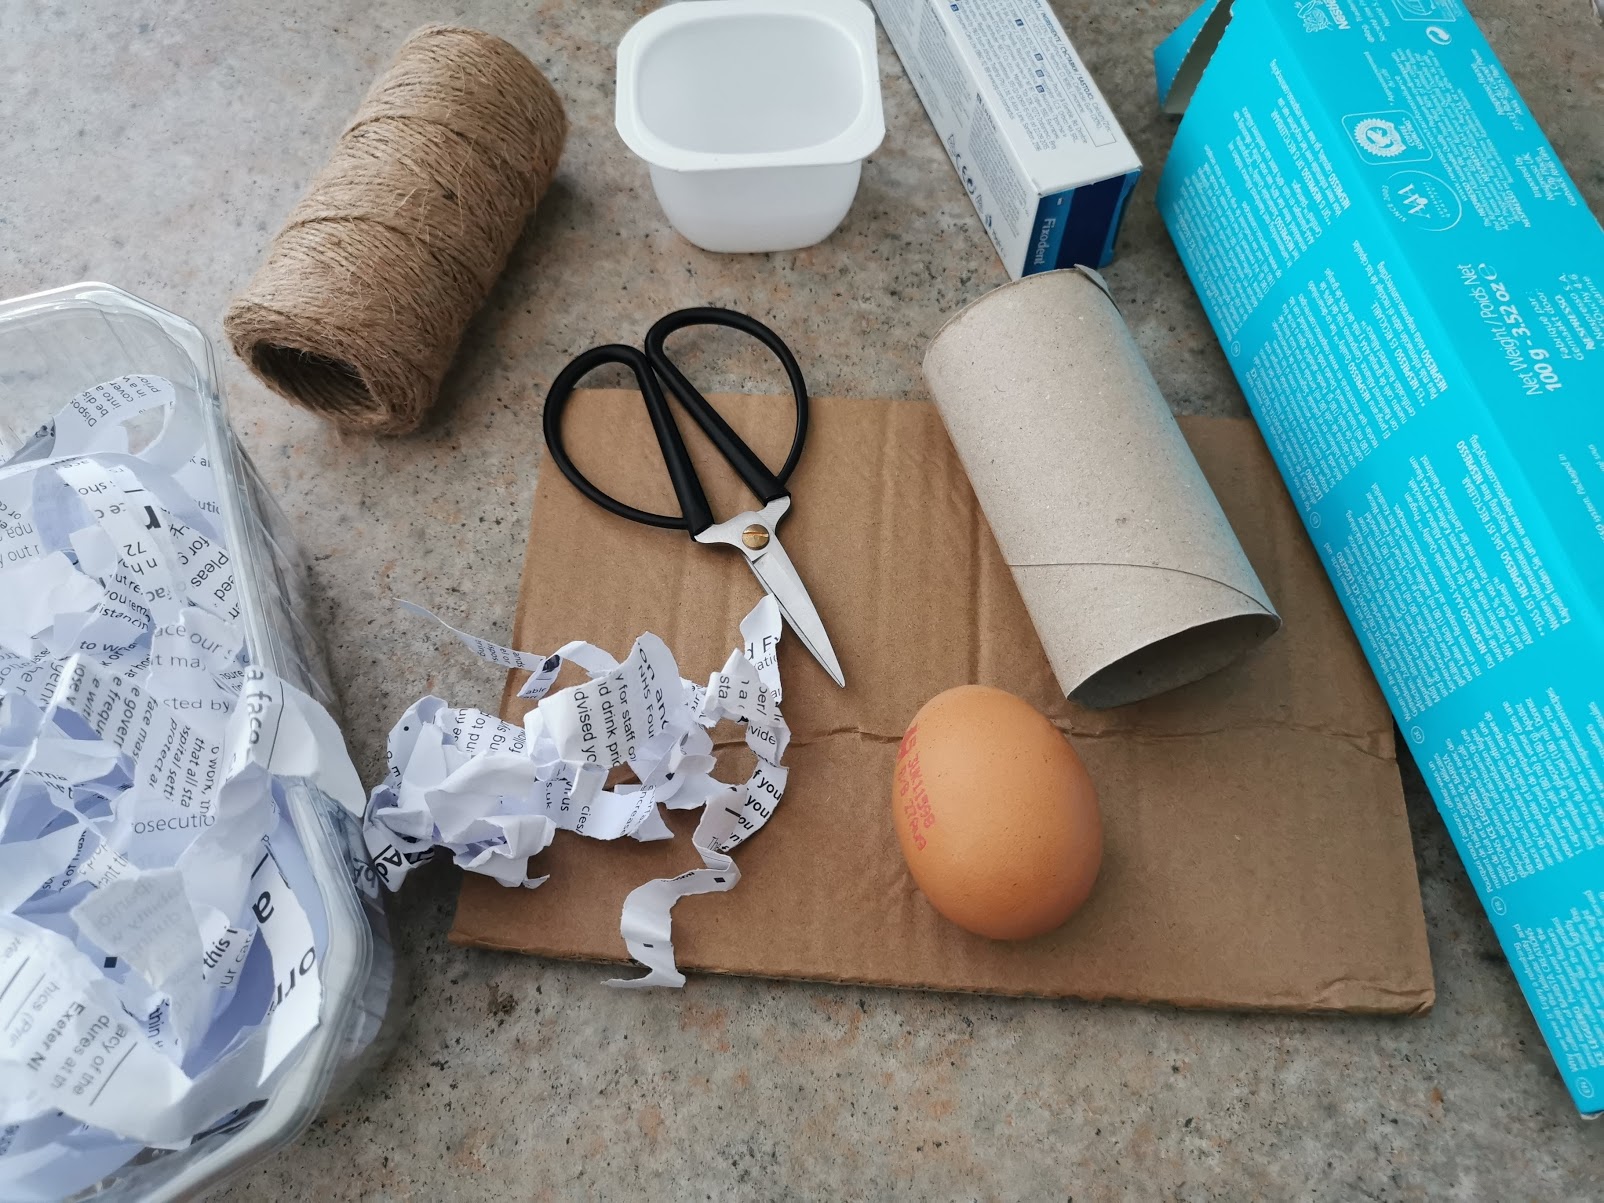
left=892, top=684, right=1102, bottom=940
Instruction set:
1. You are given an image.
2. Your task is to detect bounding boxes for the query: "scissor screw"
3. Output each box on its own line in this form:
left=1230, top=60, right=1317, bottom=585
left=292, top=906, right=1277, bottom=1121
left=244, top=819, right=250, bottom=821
left=742, top=524, right=771, bottom=550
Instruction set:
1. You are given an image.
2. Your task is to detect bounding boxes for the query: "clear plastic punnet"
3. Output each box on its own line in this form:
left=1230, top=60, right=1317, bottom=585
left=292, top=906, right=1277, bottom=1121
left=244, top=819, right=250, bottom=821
left=0, top=283, right=401, bottom=1201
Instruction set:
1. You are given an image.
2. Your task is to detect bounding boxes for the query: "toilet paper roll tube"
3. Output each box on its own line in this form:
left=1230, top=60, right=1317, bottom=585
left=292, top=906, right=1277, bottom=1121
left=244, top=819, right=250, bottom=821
left=922, top=267, right=1281, bottom=708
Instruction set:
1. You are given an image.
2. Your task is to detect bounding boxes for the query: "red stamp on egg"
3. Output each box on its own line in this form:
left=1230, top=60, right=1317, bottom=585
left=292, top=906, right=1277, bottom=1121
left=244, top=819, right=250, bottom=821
left=896, top=723, right=936, bottom=850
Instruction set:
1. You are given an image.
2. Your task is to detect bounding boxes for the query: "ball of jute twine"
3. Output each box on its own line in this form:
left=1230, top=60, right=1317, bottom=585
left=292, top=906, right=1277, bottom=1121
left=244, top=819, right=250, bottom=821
left=224, top=25, right=567, bottom=436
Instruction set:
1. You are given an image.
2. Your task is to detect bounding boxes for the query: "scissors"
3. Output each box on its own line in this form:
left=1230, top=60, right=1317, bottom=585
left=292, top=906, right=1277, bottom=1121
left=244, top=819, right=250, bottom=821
left=542, top=307, right=846, bottom=688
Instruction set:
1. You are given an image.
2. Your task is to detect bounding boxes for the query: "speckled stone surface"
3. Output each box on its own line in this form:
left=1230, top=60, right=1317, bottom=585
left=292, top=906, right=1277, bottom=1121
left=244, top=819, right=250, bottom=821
left=5, top=1, right=1604, bottom=1198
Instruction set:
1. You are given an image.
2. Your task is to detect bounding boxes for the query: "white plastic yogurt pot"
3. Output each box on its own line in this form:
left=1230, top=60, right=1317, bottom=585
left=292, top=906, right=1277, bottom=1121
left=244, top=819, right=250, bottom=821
left=616, top=0, right=885, bottom=254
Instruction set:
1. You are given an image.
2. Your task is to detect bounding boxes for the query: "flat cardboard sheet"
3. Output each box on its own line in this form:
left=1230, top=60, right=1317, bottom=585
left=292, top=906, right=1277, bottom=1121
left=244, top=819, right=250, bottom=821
left=450, top=389, right=1434, bottom=1014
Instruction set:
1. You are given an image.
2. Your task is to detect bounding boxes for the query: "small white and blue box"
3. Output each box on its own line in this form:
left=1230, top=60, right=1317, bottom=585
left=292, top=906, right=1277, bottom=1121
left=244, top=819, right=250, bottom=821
left=871, top=0, right=1141, bottom=275
left=1155, top=0, right=1604, bottom=1115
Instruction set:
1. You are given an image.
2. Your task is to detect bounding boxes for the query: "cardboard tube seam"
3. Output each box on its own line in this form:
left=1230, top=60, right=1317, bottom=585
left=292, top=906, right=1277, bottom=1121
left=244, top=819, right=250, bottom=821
left=1010, top=560, right=1278, bottom=613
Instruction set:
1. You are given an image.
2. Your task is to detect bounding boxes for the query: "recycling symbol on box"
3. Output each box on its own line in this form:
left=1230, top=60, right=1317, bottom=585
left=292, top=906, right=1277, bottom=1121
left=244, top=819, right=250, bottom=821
left=1354, top=117, right=1407, bottom=158
left=1344, top=110, right=1433, bottom=164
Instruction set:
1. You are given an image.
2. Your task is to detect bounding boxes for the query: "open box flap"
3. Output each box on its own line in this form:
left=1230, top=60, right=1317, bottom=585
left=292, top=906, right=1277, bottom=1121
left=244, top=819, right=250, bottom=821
left=1155, top=0, right=1234, bottom=114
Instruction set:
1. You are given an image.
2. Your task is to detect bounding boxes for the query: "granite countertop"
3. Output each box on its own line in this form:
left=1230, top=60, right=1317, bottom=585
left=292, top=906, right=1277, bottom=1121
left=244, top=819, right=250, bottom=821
left=6, top=1, right=1604, bottom=1197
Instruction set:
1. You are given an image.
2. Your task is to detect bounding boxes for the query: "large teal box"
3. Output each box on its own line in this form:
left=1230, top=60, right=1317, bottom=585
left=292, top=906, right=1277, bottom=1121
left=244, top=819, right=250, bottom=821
left=1154, top=0, right=1604, bottom=1114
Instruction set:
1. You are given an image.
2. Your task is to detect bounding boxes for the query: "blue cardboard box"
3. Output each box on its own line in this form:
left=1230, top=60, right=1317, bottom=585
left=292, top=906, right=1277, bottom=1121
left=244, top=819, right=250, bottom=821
left=1154, top=0, right=1604, bottom=1114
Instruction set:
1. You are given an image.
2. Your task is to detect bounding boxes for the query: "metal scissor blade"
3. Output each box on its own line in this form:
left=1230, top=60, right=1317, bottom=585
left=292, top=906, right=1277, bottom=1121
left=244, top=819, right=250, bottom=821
left=746, top=533, right=846, bottom=688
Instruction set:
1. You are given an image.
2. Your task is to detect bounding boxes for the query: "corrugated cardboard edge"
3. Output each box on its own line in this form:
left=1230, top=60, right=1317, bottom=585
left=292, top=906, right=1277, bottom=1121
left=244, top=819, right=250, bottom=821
left=452, top=926, right=1431, bottom=1015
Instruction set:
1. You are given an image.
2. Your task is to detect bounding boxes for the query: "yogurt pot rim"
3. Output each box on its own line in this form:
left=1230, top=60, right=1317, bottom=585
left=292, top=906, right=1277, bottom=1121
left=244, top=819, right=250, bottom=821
left=615, top=0, right=885, bottom=173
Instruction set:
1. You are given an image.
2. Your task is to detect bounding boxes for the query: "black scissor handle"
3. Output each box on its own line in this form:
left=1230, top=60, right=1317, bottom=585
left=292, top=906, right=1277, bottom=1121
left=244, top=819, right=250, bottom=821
left=644, top=308, right=809, bottom=498
left=542, top=344, right=713, bottom=532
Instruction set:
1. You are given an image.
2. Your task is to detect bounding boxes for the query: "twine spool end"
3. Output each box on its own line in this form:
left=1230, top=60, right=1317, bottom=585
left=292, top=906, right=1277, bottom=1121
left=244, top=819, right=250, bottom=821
left=250, top=343, right=368, bottom=413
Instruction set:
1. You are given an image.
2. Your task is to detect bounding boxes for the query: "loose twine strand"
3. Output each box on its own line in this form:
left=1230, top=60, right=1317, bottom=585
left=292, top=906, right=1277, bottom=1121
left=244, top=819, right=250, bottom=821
left=224, top=25, right=568, bottom=436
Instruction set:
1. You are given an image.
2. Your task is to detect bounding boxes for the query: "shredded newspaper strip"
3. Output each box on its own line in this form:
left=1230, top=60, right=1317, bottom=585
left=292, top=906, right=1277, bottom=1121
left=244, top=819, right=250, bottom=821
left=370, top=595, right=791, bottom=988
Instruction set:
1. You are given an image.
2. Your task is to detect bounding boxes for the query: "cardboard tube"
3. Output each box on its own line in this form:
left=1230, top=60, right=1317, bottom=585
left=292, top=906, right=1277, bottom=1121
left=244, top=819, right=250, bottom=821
left=923, top=268, right=1280, bottom=707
